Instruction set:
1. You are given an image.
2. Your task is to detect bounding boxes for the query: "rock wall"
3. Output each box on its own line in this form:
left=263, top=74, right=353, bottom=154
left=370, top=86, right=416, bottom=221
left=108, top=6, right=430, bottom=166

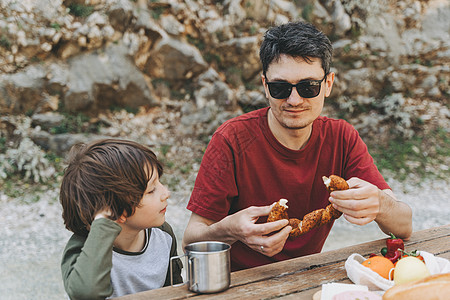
left=0, top=0, right=449, bottom=144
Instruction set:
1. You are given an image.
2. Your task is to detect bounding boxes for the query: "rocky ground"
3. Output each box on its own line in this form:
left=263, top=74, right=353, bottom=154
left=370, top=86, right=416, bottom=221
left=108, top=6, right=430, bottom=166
left=0, top=104, right=449, bottom=299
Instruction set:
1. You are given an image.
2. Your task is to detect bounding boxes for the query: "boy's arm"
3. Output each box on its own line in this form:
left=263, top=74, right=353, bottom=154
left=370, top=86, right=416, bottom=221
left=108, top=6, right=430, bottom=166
left=61, top=218, right=121, bottom=300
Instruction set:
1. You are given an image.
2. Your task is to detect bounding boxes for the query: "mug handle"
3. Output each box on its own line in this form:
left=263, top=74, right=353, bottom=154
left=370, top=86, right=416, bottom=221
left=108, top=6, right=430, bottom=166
left=188, top=256, right=197, bottom=291
left=170, top=254, right=188, bottom=287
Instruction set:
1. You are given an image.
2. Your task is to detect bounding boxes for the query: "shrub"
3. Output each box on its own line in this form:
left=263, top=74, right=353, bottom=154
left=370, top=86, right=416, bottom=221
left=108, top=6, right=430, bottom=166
left=0, top=116, right=56, bottom=184
left=0, top=137, right=55, bottom=183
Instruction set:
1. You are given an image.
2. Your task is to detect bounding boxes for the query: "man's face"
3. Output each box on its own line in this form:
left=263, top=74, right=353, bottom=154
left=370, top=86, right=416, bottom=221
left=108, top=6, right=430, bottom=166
left=262, top=54, right=334, bottom=130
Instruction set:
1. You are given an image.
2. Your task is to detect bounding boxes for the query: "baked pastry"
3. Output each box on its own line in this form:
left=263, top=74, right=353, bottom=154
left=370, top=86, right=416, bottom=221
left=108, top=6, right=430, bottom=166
left=267, top=175, right=348, bottom=237
left=382, top=273, right=450, bottom=300
left=322, top=175, right=349, bottom=192
left=267, top=198, right=289, bottom=222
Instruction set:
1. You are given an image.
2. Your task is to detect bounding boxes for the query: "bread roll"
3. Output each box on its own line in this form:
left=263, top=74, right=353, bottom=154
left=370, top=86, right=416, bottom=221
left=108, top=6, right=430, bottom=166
left=382, top=273, right=450, bottom=300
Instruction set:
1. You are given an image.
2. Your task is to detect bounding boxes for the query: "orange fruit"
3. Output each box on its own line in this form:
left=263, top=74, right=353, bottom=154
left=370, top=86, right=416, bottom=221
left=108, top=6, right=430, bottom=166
left=362, top=255, right=395, bottom=280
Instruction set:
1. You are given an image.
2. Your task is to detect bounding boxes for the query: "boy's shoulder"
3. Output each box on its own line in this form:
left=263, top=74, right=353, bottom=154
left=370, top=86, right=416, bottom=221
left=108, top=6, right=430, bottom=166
left=156, top=222, right=175, bottom=237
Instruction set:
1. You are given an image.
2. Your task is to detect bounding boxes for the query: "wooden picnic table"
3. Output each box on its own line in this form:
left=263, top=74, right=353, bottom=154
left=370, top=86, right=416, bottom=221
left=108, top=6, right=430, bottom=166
left=116, top=224, right=450, bottom=299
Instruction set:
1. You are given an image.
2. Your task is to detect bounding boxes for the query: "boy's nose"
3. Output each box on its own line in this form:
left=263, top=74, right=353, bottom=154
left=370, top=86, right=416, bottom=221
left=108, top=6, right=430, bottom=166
left=161, top=185, right=170, bottom=200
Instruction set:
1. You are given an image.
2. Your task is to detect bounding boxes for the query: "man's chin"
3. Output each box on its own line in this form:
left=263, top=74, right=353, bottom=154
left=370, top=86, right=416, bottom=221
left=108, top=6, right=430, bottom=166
left=270, top=109, right=314, bottom=130
left=281, top=121, right=311, bottom=130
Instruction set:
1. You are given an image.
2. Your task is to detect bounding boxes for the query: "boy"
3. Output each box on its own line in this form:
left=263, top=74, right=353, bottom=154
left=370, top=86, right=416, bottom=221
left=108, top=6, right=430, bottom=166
left=60, top=139, right=183, bottom=299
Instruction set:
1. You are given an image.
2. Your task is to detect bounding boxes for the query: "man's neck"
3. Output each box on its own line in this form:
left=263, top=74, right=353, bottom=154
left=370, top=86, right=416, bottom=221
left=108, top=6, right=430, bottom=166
left=268, top=109, right=313, bottom=151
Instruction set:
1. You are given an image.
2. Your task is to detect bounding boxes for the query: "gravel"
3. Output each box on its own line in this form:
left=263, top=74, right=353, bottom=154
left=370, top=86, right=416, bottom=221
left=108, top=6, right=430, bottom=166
left=1, top=176, right=448, bottom=300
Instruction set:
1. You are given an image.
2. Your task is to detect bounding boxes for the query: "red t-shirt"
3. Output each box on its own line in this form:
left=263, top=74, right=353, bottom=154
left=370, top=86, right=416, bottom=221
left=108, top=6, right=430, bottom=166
left=187, top=107, right=389, bottom=271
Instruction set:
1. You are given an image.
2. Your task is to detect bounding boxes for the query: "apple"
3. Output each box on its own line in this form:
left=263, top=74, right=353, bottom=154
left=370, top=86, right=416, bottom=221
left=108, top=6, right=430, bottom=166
left=393, top=256, right=430, bottom=285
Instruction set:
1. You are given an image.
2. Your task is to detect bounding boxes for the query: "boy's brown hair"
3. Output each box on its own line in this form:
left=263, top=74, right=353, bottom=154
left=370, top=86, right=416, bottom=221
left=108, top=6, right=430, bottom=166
left=60, top=139, right=163, bottom=236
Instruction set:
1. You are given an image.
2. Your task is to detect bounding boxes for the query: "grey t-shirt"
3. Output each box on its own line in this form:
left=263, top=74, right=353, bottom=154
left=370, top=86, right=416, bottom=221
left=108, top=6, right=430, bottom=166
left=109, top=227, right=172, bottom=298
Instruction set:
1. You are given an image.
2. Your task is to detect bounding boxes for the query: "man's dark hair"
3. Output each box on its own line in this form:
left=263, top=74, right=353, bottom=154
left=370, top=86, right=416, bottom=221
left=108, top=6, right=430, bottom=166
left=59, top=138, right=163, bottom=236
left=259, top=21, right=333, bottom=76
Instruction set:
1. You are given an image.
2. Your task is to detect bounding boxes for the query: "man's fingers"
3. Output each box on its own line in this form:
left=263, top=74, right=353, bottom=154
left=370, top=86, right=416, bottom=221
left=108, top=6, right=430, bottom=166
left=330, top=188, right=365, bottom=200
left=330, top=198, right=360, bottom=210
left=333, top=200, right=374, bottom=215
left=346, top=177, right=364, bottom=187
left=343, top=214, right=373, bottom=226
left=258, top=218, right=289, bottom=235
left=258, top=225, right=292, bottom=257
left=331, top=178, right=373, bottom=200
left=247, top=204, right=274, bottom=217
left=258, top=225, right=291, bottom=245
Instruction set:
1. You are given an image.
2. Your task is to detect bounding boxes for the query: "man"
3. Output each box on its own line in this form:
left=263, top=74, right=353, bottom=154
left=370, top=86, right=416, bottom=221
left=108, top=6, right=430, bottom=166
left=182, top=21, right=412, bottom=271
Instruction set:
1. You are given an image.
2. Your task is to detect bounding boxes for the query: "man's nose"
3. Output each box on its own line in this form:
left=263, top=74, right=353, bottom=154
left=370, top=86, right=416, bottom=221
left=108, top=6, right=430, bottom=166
left=286, top=87, right=304, bottom=106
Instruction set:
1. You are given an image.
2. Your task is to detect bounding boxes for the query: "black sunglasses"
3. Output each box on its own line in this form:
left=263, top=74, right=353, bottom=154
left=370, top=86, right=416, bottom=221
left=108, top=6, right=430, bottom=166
left=266, top=73, right=328, bottom=99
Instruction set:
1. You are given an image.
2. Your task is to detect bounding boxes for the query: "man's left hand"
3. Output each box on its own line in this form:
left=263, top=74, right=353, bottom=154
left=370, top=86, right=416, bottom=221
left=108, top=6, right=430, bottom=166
left=328, top=177, right=380, bottom=225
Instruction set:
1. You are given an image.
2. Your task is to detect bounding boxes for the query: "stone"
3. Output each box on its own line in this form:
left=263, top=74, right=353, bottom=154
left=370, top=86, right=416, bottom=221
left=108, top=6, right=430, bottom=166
left=145, top=37, right=208, bottom=83
left=63, top=44, right=157, bottom=113
left=218, top=36, right=260, bottom=81
left=194, top=80, right=235, bottom=109
left=160, top=14, right=185, bottom=35
left=319, top=0, right=351, bottom=35
left=341, top=68, right=374, bottom=96
left=0, top=65, right=47, bottom=114
left=238, top=89, right=267, bottom=109
left=31, top=112, right=65, bottom=132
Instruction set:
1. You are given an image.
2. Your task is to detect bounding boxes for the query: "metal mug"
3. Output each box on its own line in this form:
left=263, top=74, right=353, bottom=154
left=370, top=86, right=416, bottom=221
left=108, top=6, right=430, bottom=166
left=170, top=241, right=231, bottom=293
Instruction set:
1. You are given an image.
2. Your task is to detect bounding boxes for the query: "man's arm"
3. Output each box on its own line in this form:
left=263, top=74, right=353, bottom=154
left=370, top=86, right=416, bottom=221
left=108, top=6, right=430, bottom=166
left=182, top=205, right=292, bottom=257
left=329, top=177, right=412, bottom=240
left=374, top=188, right=412, bottom=239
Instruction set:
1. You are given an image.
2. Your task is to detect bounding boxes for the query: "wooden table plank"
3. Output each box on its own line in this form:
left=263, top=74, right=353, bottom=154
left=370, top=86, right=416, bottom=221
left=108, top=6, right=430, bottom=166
left=190, top=235, right=450, bottom=299
left=188, top=263, right=347, bottom=300
left=410, top=236, right=450, bottom=255
left=231, top=225, right=450, bottom=287
left=115, top=224, right=450, bottom=300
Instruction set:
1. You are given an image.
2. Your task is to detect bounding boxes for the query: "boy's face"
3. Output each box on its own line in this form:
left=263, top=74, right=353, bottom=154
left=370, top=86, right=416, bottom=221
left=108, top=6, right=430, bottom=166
left=126, top=167, right=170, bottom=229
left=262, top=54, right=334, bottom=131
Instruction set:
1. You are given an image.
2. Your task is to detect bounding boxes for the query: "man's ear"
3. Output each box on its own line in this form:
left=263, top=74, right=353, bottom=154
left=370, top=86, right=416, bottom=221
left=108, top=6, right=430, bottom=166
left=261, top=73, right=270, bottom=98
left=325, top=72, right=335, bottom=97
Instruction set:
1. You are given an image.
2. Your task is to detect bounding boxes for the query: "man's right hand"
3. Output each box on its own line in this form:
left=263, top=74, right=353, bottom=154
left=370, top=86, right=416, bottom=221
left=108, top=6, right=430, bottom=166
left=182, top=205, right=291, bottom=257
left=225, top=205, right=291, bottom=256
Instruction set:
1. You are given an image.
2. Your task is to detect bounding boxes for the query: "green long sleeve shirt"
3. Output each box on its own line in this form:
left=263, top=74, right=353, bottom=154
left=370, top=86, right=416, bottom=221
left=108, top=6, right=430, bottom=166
left=61, top=218, right=183, bottom=299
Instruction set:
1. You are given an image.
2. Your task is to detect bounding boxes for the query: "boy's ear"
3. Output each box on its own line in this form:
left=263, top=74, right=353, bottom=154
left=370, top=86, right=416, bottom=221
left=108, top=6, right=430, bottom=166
left=117, top=212, right=128, bottom=223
